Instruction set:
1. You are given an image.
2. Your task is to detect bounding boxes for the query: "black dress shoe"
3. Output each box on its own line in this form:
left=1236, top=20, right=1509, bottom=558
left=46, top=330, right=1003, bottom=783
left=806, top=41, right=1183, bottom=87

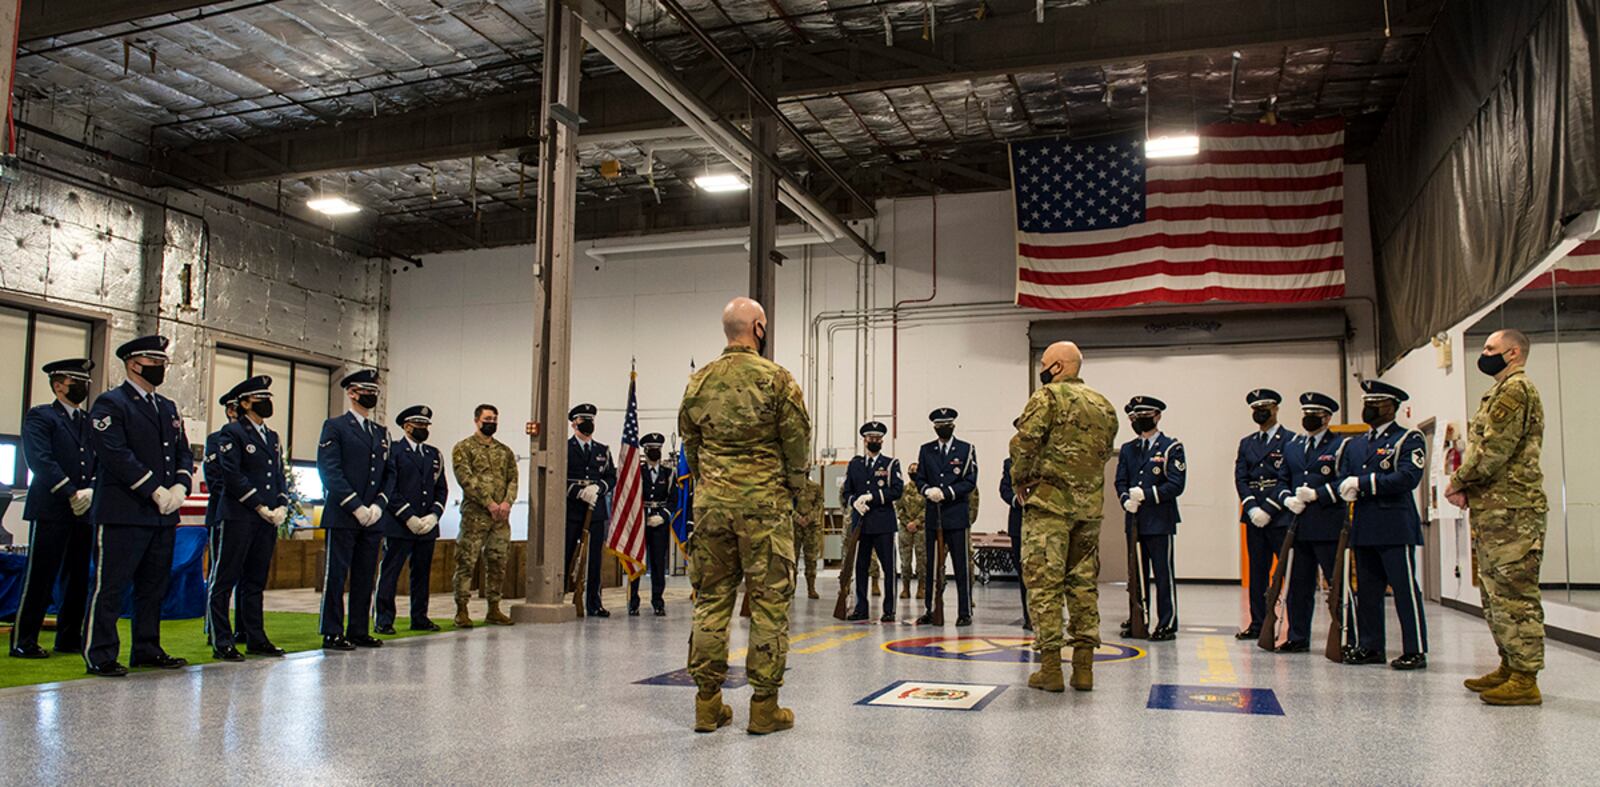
left=846, top=610, right=869, bottom=621
left=213, top=646, right=245, bottom=662
left=1119, top=620, right=1132, bottom=637
left=374, top=624, right=397, bottom=635
left=246, top=643, right=287, bottom=657
left=915, top=613, right=936, bottom=625
left=410, top=620, right=442, bottom=632
left=880, top=612, right=896, bottom=623
left=349, top=635, right=383, bottom=648
left=653, top=606, right=666, bottom=617
left=628, top=607, right=640, bottom=617
left=323, top=636, right=356, bottom=651
left=955, top=616, right=972, bottom=627
left=1342, top=647, right=1385, bottom=665
left=1148, top=627, right=1176, bottom=642
left=1391, top=653, right=1427, bottom=670
left=86, top=661, right=129, bottom=677
left=10, top=644, right=48, bottom=659
left=1276, top=640, right=1311, bottom=653
left=1235, top=626, right=1260, bottom=640
left=589, top=608, right=611, bottom=618
left=53, top=645, right=83, bottom=656
left=130, top=654, right=187, bottom=670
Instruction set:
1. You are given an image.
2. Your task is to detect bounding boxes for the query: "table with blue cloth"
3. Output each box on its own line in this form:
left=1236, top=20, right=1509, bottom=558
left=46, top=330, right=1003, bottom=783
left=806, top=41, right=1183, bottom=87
left=0, top=525, right=209, bottom=621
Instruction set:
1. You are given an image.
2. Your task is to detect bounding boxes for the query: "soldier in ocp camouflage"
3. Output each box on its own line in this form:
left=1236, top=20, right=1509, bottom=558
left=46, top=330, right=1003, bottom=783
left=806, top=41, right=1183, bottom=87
left=680, top=298, right=811, bottom=734
left=1449, top=329, right=1548, bottom=705
left=451, top=406, right=518, bottom=625
left=895, top=469, right=926, bottom=599
left=1011, top=341, right=1117, bottom=693
left=793, top=477, right=825, bottom=599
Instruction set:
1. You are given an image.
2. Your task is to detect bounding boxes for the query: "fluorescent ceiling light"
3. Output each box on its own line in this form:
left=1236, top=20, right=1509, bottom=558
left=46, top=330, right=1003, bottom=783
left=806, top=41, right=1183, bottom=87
left=694, top=173, right=748, bottom=193
left=307, top=196, right=362, bottom=215
left=1145, top=135, right=1200, bottom=159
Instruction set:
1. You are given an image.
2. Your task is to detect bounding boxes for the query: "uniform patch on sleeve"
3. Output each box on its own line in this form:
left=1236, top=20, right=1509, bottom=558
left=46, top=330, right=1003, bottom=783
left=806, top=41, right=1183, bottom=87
left=1411, top=447, right=1425, bottom=469
left=93, top=416, right=111, bottom=431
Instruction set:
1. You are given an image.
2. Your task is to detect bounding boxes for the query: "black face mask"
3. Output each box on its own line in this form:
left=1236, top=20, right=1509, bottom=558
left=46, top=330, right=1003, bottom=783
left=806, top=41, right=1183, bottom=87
left=356, top=392, right=378, bottom=410
left=1477, top=351, right=1509, bottom=377
left=1361, top=404, right=1383, bottom=427
left=1131, top=416, right=1156, bottom=434
left=1251, top=408, right=1272, bottom=425
left=575, top=420, right=594, bottom=436
left=64, top=381, right=89, bottom=405
left=754, top=322, right=768, bottom=356
left=1301, top=414, right=1325, bottom=433
left=934, top=425, right=954, bottom=441
left=411, top=427, right=430, bottom=443
left=480, top=421, right=499, bottom=437
left=137, top=363, right=166, bottom=387
left=1039, top=362, right=1062, bottom=387
left=864, top=440, right=882, bottom=454
left=251, top=400, right=274, bottom=419
left=645, top=448, right=661, bottom=462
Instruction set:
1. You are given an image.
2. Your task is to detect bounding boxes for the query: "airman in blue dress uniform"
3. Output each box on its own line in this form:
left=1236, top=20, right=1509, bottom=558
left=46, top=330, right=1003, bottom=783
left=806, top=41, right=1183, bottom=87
left=375, top=405, right=448, bottom=634
left=1234, top=388, right=1295, bottom=640
left=843, top=421, right=903, bottom=622
left=1276, top=391, right=1350, bottom=653
left=1114, top=396, right=1187, bottom=640
left=628, top=432, right=674, bottom=617
left=912, top=407, right=977, bottom=626
left=209, top=375, right=288, bottom=660
left=566, top=403, right=617, bottom=617
left=315, top=369, right=395, bottom=651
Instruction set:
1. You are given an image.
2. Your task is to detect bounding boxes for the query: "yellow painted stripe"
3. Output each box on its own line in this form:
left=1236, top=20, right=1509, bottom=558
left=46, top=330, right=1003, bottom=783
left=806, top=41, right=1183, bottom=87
left=1196, top=634, right=1238, bottom=684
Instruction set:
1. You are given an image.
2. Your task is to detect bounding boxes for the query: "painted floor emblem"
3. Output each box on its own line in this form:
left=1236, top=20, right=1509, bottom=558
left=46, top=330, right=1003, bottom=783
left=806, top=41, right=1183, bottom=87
left=1146, top=684, right=1284, bottom=716
left=857, top=680, right=1007, bottom=711
left=635, top=667, right=748, bottom=688
left=883, top=635, right=1144, bottom=664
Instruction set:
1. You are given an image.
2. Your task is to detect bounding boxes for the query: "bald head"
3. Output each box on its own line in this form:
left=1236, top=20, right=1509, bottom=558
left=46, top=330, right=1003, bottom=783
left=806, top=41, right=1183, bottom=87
left=722, top=296, right=768, bottom=346
left=1040, top=341, right=1083, bottom=384
left=1484, top=328, right=1530, bottom=374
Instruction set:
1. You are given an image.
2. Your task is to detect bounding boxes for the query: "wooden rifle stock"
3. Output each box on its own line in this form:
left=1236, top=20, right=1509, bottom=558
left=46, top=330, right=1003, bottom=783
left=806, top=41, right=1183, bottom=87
left=1257, top=520, right=1298, bottom=651
left=1126, top=522, right=1150, bottom=639
left=833, top=522, right=862, bottom=620
left=1324, top=503, right=1354, bottom=662
left=569, top=504, right=593, bottom=618
left=932, top=502, right=947, bottom=626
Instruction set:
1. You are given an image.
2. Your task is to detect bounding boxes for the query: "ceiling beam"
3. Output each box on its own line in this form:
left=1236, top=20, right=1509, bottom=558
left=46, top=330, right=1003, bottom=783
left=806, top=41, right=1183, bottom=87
left=20, top=0, right=215, bottom=41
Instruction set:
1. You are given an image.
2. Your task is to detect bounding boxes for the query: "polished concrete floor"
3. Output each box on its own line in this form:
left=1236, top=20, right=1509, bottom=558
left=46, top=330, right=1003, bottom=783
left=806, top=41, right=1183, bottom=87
left=3, top=578, right=1598, bottom=784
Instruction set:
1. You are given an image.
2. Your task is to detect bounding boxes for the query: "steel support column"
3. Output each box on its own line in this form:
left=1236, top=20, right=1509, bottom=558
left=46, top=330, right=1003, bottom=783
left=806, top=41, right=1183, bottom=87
left=748, top=55, right=778, bottom=358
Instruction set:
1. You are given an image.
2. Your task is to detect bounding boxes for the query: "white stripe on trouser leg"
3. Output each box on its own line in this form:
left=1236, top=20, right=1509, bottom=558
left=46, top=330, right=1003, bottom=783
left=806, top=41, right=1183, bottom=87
left=1404, top=548, right=1423, bottom=654
left=1167, top=535, right=1177, bottom=626
left=209, top=525, right=226, bottom=645
left=319, top=532, right=334, bottom=636
left=373, top=539, right=389, bottom=626
left=1342, top=550, right=1357, bottom=648
left=83, top=525, right=105, bottom=666
left=12, top=521, right=38, bottom=649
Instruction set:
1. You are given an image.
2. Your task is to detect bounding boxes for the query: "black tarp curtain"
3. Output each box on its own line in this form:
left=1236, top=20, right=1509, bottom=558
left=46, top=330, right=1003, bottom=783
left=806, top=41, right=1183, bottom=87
left=1368, top=0, right=1599, bottom=369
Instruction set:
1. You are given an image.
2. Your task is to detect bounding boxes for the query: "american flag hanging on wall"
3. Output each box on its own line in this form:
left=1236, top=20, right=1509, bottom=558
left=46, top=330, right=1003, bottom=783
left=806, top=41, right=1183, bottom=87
left=1011, top=119, right=1347, bottom=311
left=1525, top=237, right=1600, bottom=290
left=604, top=367, right=647, bottom=580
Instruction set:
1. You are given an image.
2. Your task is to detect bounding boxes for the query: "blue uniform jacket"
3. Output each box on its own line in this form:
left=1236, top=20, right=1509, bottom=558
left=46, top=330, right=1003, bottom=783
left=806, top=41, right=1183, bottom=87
left=88, top=381, right=195, bottom=527
left=1234, top=426, right=1295, bottom=527
left=203, top=429, right=226, bottom=528
left=1279, top=431, right=1350, bottom=542
left=999, top=458, right=1023, bottom=532
left=216, top=419, right=287, bottom=523
left=384, top=438, right=448, bottom=540
left=842, top=453, right=903, bottom=536
left=316, top=412, right=397, bottom=530
left=1115, top=433, right=1187, bottom=536
left=21, top=401, right=96, bottom=522
left=567, top=437, right=617, bottom=521
left=640, top=462, right=674, bottom=522
left=913, top=438, right=977, bottom=531
left=1338, top=422, right=1426, bottom=547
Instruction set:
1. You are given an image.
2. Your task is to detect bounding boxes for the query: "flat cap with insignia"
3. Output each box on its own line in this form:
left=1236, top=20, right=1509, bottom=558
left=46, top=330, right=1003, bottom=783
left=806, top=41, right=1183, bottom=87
left=232, top=375, right=273, bottom=400
left=1360, top=379, right=1409, bottom=403
left=568, top=403, right=597, bottom=421
left=928, top=407, right=959, bottom=424
left=859, top=420, right=887, bottom=437
left=640, top=432, right=665, bottom=448
left=116, top=335, right=169, bottom=361
left=42, top=358, right=94, bottom=380
left=1299, top=391, right=1339, bottom=413
left=1245, top=388, right=1282, bottom=407
left=1124, top=395, right=1167, bottom=414
left=340, top=369, right=380, bottom=390
left=396, top=405, right=433, bottom=426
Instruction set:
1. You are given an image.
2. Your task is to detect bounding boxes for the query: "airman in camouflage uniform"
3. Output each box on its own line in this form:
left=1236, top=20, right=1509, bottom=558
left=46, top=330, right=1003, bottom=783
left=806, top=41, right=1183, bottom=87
left=451, top=406, right=518, bottom=627
left=680, top=297, right=811, bottom=735
left=794, top=476, right=825, bottom=599
left=896, top=466, right=926, bottom=599
left=965, top=487, right=980, bottom=603
left=1447, top=329, right=1548, bottom=706
left=1011, top=341, right=1117, bottom=693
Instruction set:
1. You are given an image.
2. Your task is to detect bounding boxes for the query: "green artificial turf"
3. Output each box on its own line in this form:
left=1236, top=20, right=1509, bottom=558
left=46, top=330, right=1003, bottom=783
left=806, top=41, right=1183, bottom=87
left=0, top=612, right=457, bottom=690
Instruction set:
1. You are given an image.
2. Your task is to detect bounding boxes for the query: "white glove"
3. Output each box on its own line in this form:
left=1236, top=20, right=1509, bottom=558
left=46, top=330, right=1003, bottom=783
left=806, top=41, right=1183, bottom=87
left=151, top=486, right=173, bottom=512
left=852, top=496, right=870, bottom=516
left=1285, top=497, right=1307, bottom=515
left=258, top=505, right=277, bottom=524
left=925, top=487, right=946, bottom=503
left=1339, top=476, right=1360, bottom=502
left=273, top=507, right=290, bottom=525
left=1248, top=507, right=1272, bottom=528
left=421, top=514, right=438, bottom=531
left=164, top=485, right=186, bottom=515
left=578, top=484, right=600, bottom=507
left=70, top=489, right=93, bottom=516
left=354, top=505, right=377, bottom=527
left=647, top=514, right=665, bottom=527
left=1295, top=486, right=1318, bottom=503
left=1127, top=487, right=1145, bottom=503
left=406, top=515, right=425, bottom=533
left=1123, top=499, right=1140, bottom=514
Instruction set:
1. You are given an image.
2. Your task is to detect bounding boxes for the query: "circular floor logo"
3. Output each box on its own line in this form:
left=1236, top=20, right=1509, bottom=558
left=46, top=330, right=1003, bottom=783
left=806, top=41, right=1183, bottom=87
left=882, top=636, right=1144, bottom=664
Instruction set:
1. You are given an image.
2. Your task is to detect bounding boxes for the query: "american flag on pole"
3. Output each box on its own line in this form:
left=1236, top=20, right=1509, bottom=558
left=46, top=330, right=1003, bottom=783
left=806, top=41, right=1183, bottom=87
left=1011, top=119, right=1346, bottom=311
left=604, top=368, right=646, bottom=580
left=1525, top=237, right=1600, bottom=289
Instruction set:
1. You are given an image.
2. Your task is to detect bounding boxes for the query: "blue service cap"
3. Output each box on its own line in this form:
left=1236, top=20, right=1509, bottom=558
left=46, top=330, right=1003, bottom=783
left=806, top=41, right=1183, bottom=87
left=1360, top=379, right=1409, bottom=403
left=569, top=403, right=597, bottom=421
left=116, top=335, right=169, bottom=361
left=1125, top=395, right=1166, bottom=414
left=396, top=405, right=433, bottom=426
left=42, top=358, right=93, bottom=380
left=1246, top=388, right=1282, bottom=407
left=340, top=369, right=380, bottom=390
left=640, top=432, right=665, bottom=447
left=860, top=421, right=887, bottom=437
left=928, top=407, right=958, bottom=424
left=1299, top=392, right=1339, bottom=413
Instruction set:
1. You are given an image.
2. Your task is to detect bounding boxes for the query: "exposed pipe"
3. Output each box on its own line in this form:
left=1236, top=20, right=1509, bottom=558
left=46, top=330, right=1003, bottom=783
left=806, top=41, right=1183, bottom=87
left=891, top=192, right=939, bottom=439
left=583, top=230, right=829, bottom=261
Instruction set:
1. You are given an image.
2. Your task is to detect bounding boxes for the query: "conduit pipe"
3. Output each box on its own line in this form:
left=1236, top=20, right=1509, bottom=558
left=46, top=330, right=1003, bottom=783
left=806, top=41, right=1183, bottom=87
left=890, top=192, right=939, bottom=439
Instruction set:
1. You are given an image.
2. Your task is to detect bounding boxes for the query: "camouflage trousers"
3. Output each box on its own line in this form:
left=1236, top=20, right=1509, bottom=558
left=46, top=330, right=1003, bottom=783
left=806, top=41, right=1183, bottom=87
left=1022, top=509, right=1101, bottom=653
left=454, top=513, right=510, bottom=605
left=898, top=528, right=926, bottom=579
left=1471, top=508, right=1547, bottom=673
left=688, top=504, right=795, bottom=696
left=793, top=520, right=822, bottom=582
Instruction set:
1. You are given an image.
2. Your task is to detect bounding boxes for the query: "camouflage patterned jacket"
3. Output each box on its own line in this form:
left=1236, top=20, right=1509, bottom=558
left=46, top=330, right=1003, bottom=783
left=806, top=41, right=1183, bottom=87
left=678, top=344, right=812, bottom=510
left=896, top=481, right=925, bottom=532
left=1454, top=368, right=1547, bottom=512
left=967, top=487, right=980, bottom=526
left=794, top=477, right=824, bottom=527
left=452, top=436, right=518, bottom=521
left=1009, top=375, right=1118, bottom=520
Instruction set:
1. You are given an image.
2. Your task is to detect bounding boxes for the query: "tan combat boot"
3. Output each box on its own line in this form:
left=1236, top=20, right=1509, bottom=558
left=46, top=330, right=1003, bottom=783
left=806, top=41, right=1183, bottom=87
left=1464, top=660, right=1511, bottom=692
left=747, top=694, right=795, bottom=735
left=900, top=577, right=911, bottom=599
left=806, top=574, right=819, bottom=600
left=454, top=600, right=474, bottom=629
left=871, top=576, right=881, bottom=597
left=1028, top=649, right=1065, bottom=692
left=694, top=690, right=733, bottom=732
left=1069, top=647, right=1095, bottom=691
left=1480, top=671, right=1542, bottom=706
left=486, top=602, right=514, bottom=626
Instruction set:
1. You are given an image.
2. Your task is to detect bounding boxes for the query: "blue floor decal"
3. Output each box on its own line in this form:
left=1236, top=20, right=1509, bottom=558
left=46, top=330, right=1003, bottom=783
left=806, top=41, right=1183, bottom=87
left=636, top=667, right=749, bottom=688
left=1147, top=684, right=1285, bottom=716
